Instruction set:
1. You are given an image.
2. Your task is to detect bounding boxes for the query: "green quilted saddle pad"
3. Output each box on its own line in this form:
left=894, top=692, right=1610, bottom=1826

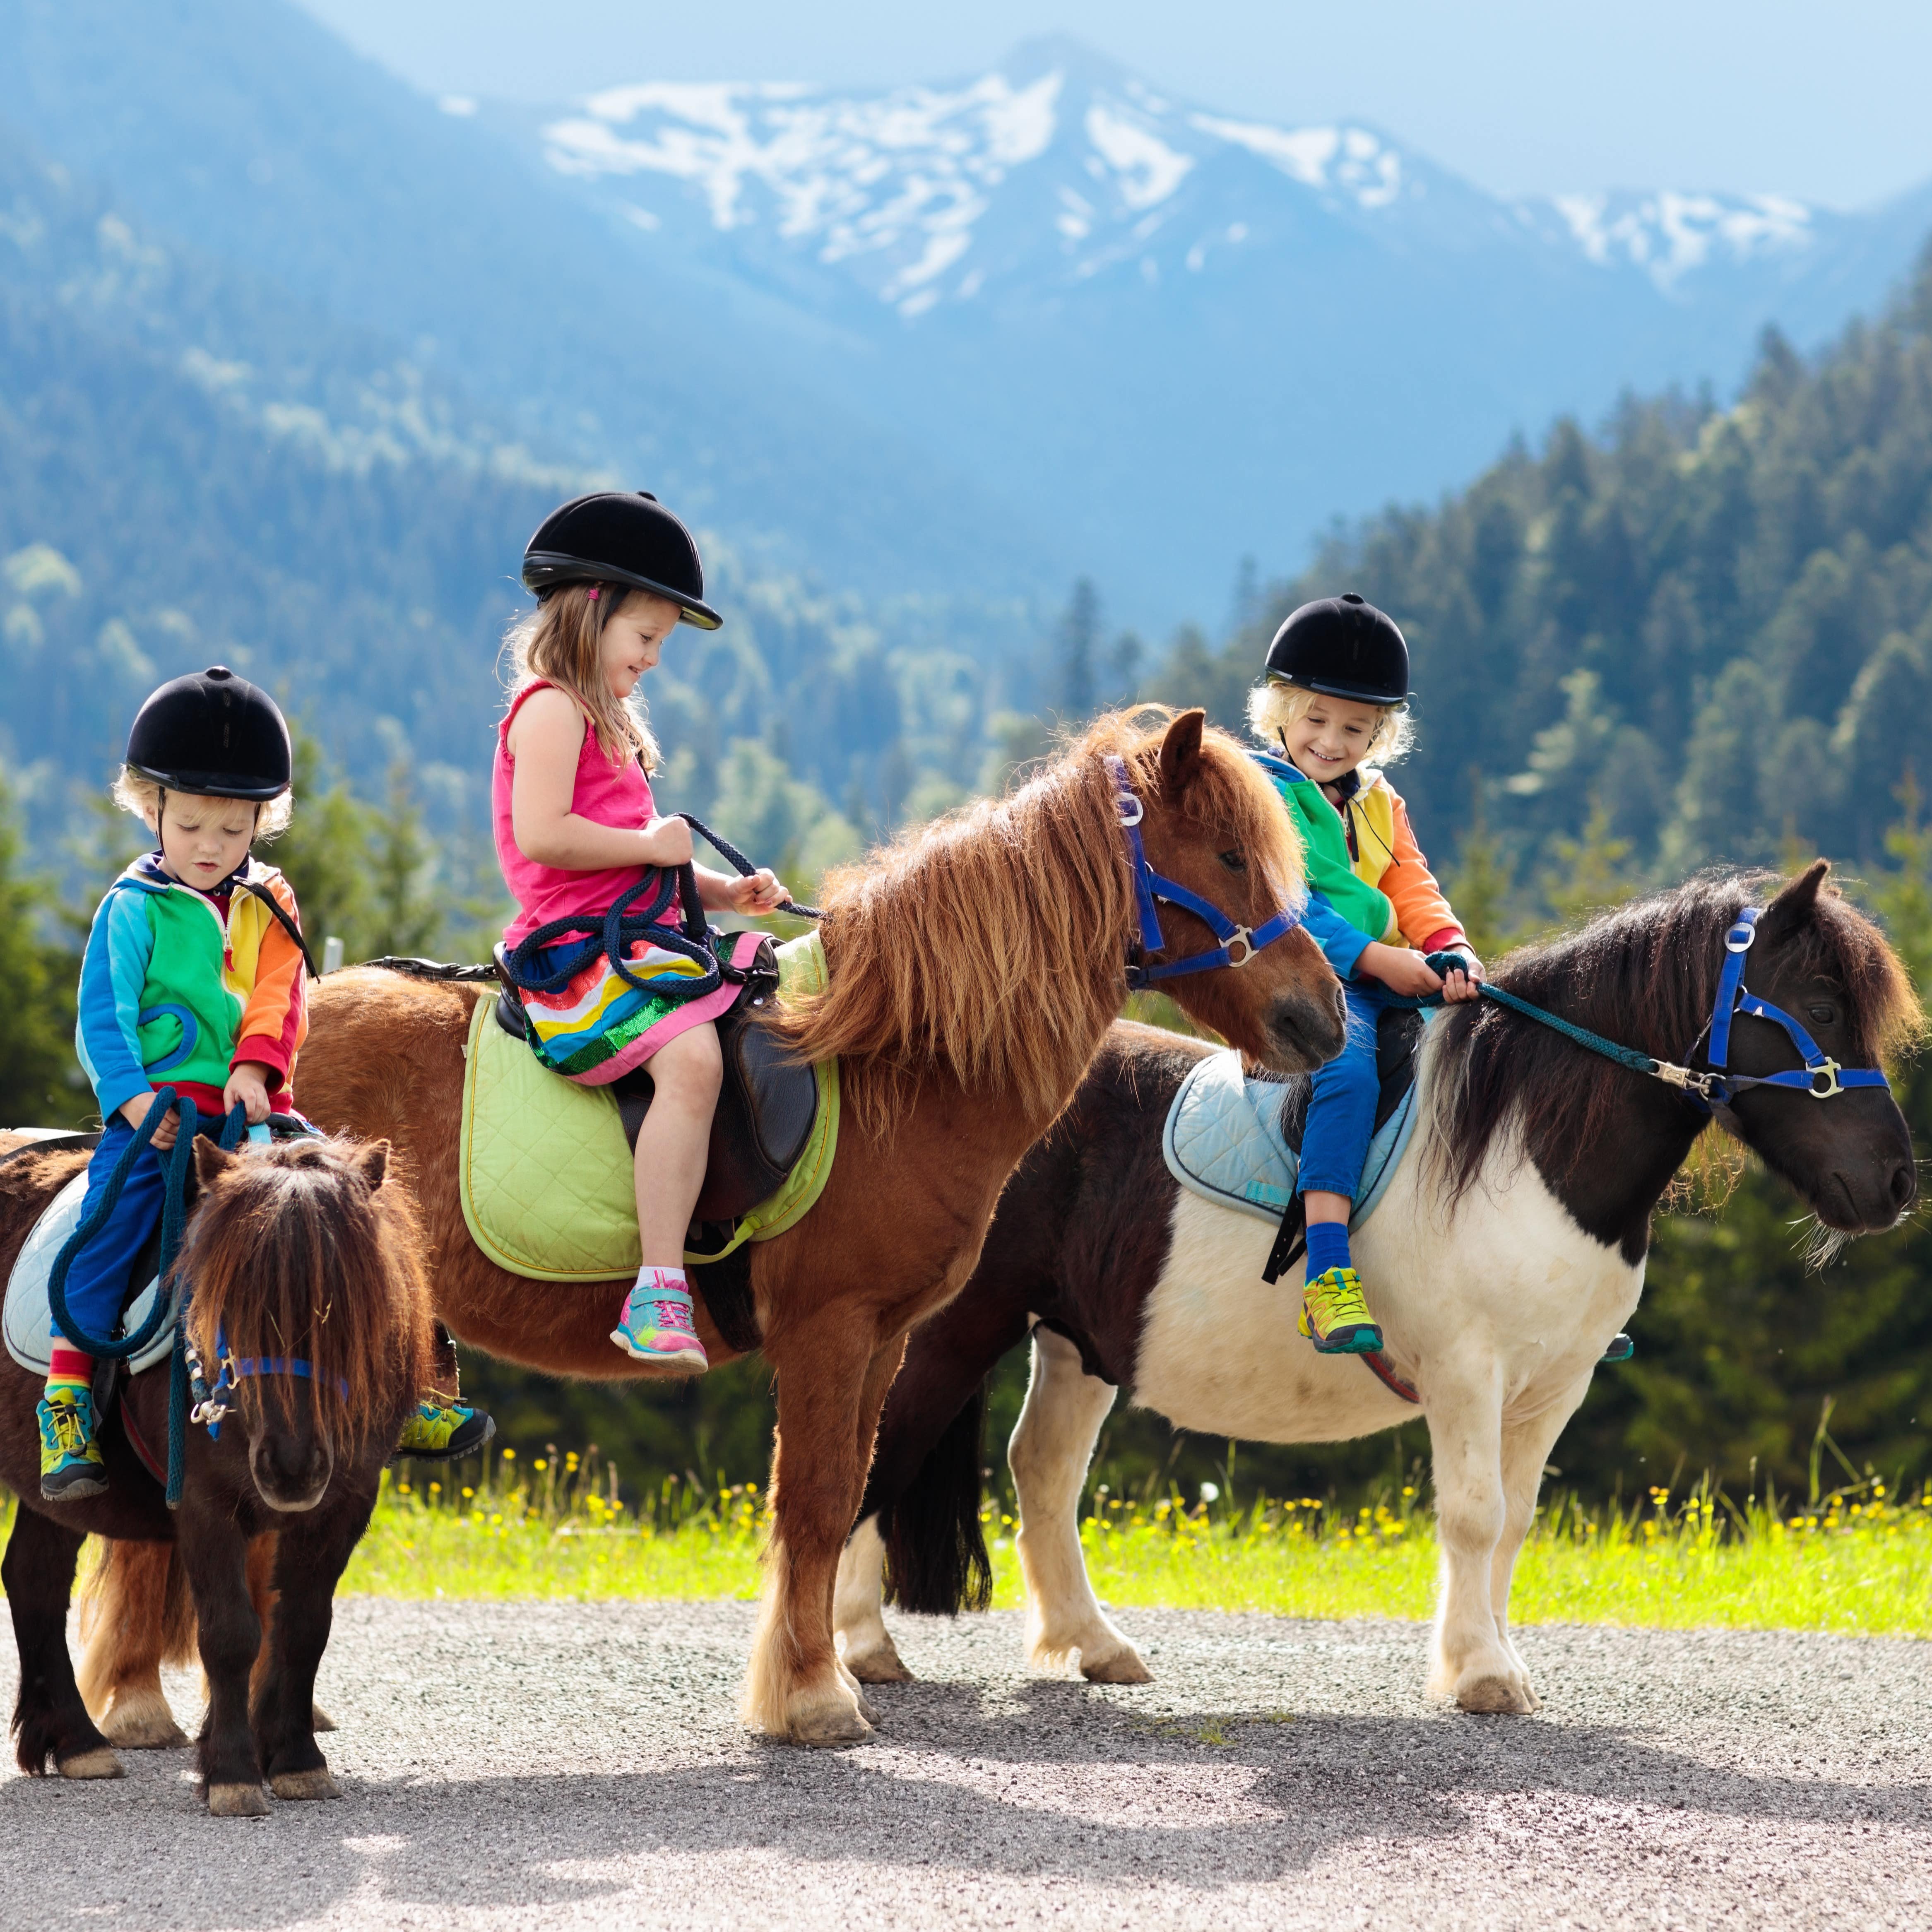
left=460, top=931, right=840, bottom=1282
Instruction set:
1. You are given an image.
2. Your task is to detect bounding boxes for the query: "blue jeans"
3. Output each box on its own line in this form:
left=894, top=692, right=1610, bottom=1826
left=1296, top=980, right=1400, bottom=1204
left=53, top=1112, right=260, bottom=1350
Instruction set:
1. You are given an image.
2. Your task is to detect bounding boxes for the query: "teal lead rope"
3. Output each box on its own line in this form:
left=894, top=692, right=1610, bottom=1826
left=43, top=1087, right=248, bottom=1506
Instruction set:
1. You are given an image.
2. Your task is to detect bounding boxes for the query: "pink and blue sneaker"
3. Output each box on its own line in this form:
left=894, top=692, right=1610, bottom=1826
left=611, top=1271, right=709, bottom=1371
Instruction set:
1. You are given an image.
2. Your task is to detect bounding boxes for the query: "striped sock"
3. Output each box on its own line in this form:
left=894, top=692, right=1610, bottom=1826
left=45, top=1345, right=93, bottom=1400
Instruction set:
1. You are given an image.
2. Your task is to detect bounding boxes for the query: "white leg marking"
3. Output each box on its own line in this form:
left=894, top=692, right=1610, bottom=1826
left=835, top=1518, right=914, bottom=1683
left=1011, top=1328, right=1150, bottom=1684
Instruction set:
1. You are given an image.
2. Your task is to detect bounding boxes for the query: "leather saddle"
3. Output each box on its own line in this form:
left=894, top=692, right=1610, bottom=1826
left=490, top=943, right=818, bottom=1230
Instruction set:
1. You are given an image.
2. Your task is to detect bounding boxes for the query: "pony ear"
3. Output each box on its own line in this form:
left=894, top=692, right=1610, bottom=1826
left=350, top=1139, right=390, bottom=1192
left=192, top=1137, right=237, bottom=1187
left=1159, top=709, right=1207, bottom=796
left=1760, top=858, right=1831, bottom=946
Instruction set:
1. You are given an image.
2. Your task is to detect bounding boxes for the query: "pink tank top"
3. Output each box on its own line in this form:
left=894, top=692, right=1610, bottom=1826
left=493, top=681, right=661, bottom=949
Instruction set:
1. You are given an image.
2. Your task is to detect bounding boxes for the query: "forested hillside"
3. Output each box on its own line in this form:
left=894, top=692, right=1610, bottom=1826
left=1166, top=246, right=1932, bottom=893
left=0, top=124, right=1037, bottom=895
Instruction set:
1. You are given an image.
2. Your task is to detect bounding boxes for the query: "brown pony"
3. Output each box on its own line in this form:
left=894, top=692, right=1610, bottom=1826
left=80, top=708, right=1346, bottom=1747
left=1, top=1132, right=429, bottom=1813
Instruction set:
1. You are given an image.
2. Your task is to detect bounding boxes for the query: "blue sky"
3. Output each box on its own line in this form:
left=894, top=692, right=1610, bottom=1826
left=297, top=0, right=1932, bottom=211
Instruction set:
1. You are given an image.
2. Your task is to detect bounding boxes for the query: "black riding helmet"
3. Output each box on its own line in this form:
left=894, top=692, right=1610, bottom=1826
left=125, top=666, right=292, bottom=800
left=522, top=490, right=722, bottom=631
left=1264, top=592, right=1410, bottom=706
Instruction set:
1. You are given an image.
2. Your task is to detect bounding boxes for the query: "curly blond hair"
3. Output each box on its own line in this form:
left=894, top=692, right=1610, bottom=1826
left=111, top=767, right=294, bottom=840
left=1246, top=679, right=1413, bottom=767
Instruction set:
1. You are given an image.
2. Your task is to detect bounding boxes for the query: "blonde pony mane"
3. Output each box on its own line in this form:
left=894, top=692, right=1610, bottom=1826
left=772, top=708, right=1305, bottom=1134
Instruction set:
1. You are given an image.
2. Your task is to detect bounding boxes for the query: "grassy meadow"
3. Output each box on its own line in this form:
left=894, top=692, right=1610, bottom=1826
left=316, top=1442, right=1932, bottom=1639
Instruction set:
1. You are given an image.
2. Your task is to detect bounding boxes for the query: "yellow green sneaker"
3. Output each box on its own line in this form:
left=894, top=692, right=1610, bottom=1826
left=1298, top=1266, right=1383, bottom=1355
left=39, top=1388, right=109, bottom=1502
left=394, top=1398, right=495, bottom=1462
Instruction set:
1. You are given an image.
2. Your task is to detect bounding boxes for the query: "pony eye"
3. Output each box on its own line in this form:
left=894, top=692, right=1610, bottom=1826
left=1808, top=1004, right=1837, bottom=1026
left=1219, top=849, right=1247, bottom=873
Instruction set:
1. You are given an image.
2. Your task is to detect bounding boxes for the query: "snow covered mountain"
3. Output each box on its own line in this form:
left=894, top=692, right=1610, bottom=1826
left=513, top=38, right=1884, bottom=321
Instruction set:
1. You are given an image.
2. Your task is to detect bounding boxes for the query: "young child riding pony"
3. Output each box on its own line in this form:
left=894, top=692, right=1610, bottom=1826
left=1248, top=594, right=1482, bottom=1356
left=495, top=492, right=788, bottom=1373
left=44, top=669, right=491, bottom=1500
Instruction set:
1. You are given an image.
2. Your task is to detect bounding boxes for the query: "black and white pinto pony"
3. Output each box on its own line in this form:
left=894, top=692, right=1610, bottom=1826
left=835, top=863, right=1920, bottom=1714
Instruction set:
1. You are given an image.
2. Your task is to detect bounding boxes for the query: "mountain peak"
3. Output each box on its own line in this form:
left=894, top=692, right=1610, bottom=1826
left=994, top=33, right=1137, bottom=91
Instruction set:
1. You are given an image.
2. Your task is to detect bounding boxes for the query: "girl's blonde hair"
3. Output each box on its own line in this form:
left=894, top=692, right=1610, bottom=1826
left=1246, top=678, right=1414, bottom=768
left=111, top=768, right=294, bottom=841
left=503, top=582, right=662, bottom=771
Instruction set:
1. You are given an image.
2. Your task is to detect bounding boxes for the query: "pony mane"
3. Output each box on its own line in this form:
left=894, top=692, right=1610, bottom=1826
left=1426, top=869, right=1923, bottom=1206
left=174, top=1138, right=432, bottom=1447
left=773, top=707, right=1305, bottom=1134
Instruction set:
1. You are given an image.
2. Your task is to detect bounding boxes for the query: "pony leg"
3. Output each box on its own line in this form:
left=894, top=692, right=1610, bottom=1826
left=77, top=1538, right=192, bottom=1749
left=826, top=1339, right=904, bottom=1712
left=744, top=1328, right=881, bottom=1746
left=1426, top=1369, right=1533, bottom=1713
left=834, top=1515, right=909, bottom=1684
left=3, top=1506, right=121, bottom=1779
left=177, top=1504, right=269, bottom=1814
left=1011, top=1326, right=1150, bottom=1684
left=1489, top=1386, right=1587, bottom=1712
left=242, top=1531, right=337, bottom=1735
left=253, top=1503, right=372, bottom=1801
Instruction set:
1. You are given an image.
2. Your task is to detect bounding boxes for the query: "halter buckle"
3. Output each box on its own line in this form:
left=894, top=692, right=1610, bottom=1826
left=1224, top=927, right=1256, bottom=968
left=1114, top=793, right=1144, bottom=828
left=1724, top=921, right=1757, bottom=953
left=1808, top=1059, right=1844, bottom=1099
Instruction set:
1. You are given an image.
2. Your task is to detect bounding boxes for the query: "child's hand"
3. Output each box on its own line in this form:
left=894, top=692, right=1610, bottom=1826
left=639, top=816, right=695, bottom=868
left=121, top=1090, right=178, bottom=1151
left=1358, top=941, right=1444, bottom=998
left=726, top=869, right=789, bottom=915
left=224, top=1063, right=274, bottom=1126
left=1436, top=953, right=1485, bottom=1004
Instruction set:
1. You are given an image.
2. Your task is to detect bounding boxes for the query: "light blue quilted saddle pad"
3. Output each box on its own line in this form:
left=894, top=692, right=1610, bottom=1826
left=1160, top=1036, right=1428, bottom=1231
left=2, top=1169, right=173, bottom=1376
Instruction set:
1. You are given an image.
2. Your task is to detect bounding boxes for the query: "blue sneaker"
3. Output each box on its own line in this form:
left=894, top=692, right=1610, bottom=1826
left=39, top=1387, right=108, bottom=1502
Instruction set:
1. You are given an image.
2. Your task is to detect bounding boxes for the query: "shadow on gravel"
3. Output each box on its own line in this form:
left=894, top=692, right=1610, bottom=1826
left=6, top=1683, right=1929, bottom=1928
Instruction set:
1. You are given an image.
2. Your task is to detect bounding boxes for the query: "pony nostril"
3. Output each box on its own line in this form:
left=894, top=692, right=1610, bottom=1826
left=1892, top=1162, right=1917, bottom=1210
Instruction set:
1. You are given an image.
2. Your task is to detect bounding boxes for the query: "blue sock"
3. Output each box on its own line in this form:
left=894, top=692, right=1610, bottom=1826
left=1305, top=1220, right=1352, bottom=1279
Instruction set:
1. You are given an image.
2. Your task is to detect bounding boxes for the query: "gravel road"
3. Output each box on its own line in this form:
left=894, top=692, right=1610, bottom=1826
left=2, top=1598, right=1929, bottom=1930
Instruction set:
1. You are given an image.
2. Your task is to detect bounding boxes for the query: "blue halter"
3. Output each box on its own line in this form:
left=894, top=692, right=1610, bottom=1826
left=1695, top=906, right=1891, bottom=1109
left=1107, top=756, right=1306, bottom=989
left=187, top=1319, right=349, bottom=1440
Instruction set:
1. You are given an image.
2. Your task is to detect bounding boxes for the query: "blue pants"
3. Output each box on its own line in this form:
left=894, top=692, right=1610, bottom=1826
left=53, top=1112, right=263, bottom=1350
left=1296, top=980, right=1400, bottom=1204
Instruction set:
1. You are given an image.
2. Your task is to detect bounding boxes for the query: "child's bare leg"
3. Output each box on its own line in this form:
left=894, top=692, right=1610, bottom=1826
left=633, top=1024, right=724, bottom=1261
left=614, top=1022, right=723, bottom=1369
left=1304, top=1191, right=1350, bottom=1227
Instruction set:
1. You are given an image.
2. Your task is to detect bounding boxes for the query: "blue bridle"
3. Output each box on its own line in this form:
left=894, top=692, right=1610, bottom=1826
left=187, top=1318, right=349, bottom=1439
left=1107, top=756, right=1306, bottom=989
left=1693, top=906, right=1891, bottom=1109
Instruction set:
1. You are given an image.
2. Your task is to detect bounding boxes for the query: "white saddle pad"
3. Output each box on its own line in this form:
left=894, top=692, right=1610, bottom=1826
left=3, top=1169, right=173, bottom=1376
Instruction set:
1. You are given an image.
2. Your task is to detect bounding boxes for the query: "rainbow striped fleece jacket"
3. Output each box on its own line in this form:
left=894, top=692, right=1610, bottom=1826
left=75, top=854, right=308, bottom=1122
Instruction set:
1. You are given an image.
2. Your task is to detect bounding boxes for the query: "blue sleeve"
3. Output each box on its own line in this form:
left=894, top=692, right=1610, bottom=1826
left=75, top=885, right=155, bottom=1120
left=1301, top=892, right=1376, bottom=980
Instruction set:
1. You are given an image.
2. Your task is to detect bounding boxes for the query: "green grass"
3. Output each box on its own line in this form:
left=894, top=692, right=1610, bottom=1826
left=333, top=1446, right=1932, bottom=1638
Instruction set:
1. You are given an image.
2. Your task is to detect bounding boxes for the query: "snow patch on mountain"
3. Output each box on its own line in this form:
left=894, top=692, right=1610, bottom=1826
left=1547, top=189, right=1815, bottom=290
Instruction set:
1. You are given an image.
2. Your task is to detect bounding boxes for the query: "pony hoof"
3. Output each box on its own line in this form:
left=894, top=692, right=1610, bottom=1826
left=56, top=1747, right=124, bottom=1780
left=271, top=1767, right=340, bottom=1801
left=790, top=1707, right=875, bottom=1748
left=310, top=1703, right=337, bottom=1734
left=207, top=1781, right=271, bottom=1817
left=1456, top=1672, right=1536, bottom=1715
left=1080, top=1648, right=1153, bottom=1685
left=843, top=1646, right=915, bottom=1685
left=100, top=1692, right=189, bottom=1750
